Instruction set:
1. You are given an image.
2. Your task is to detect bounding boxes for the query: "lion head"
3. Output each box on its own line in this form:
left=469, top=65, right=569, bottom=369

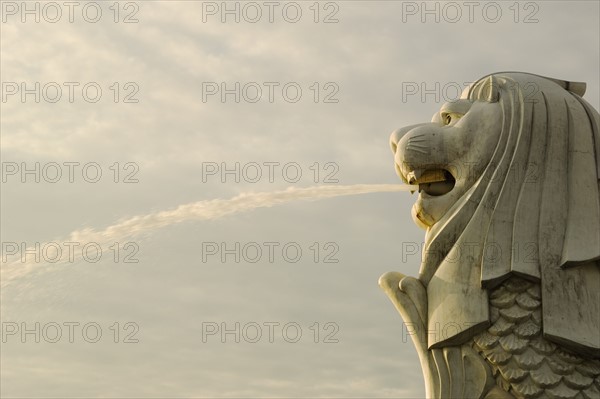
left=389, top=72, right=600, bottom=353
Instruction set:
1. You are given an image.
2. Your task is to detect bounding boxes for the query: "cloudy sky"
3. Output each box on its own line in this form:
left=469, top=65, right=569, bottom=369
left=1, top=1, right=599, bottom=397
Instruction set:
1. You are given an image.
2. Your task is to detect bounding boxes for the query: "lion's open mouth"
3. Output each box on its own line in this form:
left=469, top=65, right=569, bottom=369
left=406, top=169, right=456, bottom=196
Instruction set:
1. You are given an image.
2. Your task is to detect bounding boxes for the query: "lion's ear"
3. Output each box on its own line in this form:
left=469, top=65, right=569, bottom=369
left=565, top=81, right=586, bottom=96
left=477, top=76, right=499, bottom=103
left=538, top=75, right=587, bottom=97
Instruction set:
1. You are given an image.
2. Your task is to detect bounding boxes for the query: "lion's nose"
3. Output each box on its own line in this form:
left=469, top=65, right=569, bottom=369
left=390, top=128, right=401, bottom=153
left=389, top=124, right=426, bottom=154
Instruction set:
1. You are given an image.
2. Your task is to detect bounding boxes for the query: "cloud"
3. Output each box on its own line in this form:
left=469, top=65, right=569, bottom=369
left=1, top=1, right=598, bottom=397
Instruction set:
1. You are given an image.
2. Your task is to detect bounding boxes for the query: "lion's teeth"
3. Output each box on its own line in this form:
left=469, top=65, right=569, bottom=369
left=418, top=170, right=447, bottom=184
left=407, top=171, right=417, bottom=185
left=413, top=170, right=423, bottom=180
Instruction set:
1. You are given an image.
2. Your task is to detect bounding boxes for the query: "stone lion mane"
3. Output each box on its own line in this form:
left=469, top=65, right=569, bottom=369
left=424, top=72, right=600, bottom=352
left=380, top=72, right=600, bottom=399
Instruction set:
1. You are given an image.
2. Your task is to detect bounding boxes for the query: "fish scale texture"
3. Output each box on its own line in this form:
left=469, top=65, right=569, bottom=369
left=473, top=276, right=600, bottom=399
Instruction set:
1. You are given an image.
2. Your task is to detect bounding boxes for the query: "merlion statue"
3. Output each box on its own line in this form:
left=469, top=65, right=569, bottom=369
left=380, top=72, right=600, bottom=399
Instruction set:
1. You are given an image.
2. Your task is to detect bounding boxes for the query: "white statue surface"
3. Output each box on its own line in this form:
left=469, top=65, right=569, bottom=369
left=380, top=72, right=600, bottom=399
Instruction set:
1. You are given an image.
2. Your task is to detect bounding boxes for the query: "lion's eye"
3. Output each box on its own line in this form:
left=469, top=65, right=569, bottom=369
left=441, top=112, right=462, bottom=126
